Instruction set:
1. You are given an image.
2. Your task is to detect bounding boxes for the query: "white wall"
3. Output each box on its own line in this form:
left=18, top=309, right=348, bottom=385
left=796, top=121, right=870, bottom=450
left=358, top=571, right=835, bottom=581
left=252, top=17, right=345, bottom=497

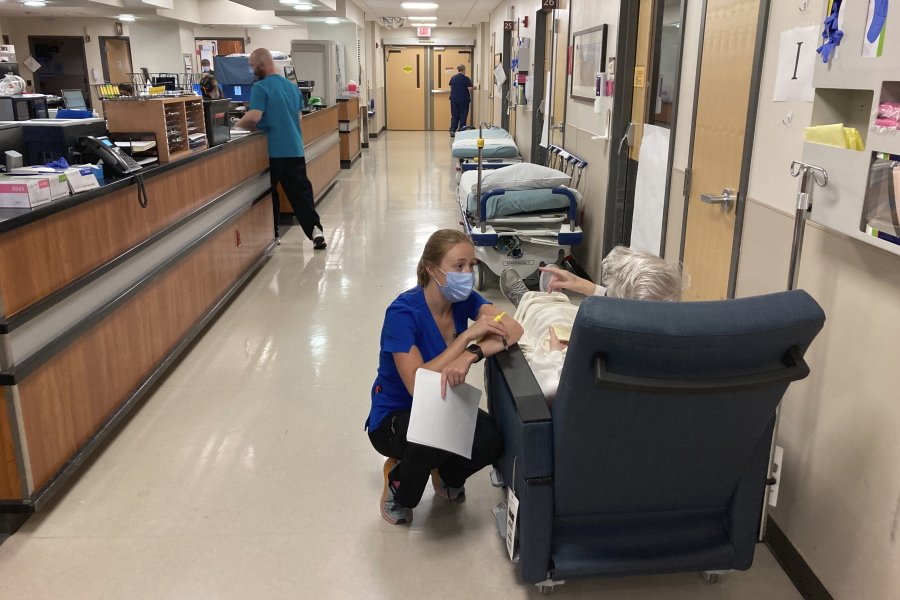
left=130, top=21, right=189, bottom=74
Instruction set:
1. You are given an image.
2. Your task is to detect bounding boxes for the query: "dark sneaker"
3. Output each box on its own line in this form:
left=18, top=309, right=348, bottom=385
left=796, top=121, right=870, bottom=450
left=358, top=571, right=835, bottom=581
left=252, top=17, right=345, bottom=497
left=450, top=131, right=456, bottom=137
left=431, top=469, right=465, bottom=501
left=500, top=268, right=529, bottom=307
left=381, top=458, right=412, bottom=524
left=313, top=226, right=326, bottom=250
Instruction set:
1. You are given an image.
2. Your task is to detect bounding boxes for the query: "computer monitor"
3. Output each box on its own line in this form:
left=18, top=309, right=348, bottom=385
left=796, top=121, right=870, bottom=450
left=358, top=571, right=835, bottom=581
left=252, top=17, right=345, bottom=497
left=0, top=62, right=19, bottom=78
left=61, top=89, right=87, bottom=110
left=152, top=75, right=178, bottom=91
left=221, top=84, right=253, bottom=103
left=284, top=66, right=297, bottom=84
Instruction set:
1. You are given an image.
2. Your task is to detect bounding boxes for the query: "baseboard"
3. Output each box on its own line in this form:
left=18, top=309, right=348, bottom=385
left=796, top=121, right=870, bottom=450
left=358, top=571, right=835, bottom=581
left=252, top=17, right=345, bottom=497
left=765, top=516, right=835, bottom=600
left=369, top=125, right=386, bottom=139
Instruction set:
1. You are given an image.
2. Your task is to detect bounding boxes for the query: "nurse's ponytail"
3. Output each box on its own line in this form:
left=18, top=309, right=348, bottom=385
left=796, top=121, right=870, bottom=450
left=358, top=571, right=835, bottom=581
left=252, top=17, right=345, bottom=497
left=416, top=229, right=472, bottom=288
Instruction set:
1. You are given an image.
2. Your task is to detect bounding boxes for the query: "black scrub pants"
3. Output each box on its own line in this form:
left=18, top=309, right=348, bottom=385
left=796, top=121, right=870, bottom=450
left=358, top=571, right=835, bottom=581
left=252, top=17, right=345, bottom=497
left=368, top=409, right=504, bottom=509
left=269, top=157, right=322, bottom=240
left=450, top=99, right=470, bottom=133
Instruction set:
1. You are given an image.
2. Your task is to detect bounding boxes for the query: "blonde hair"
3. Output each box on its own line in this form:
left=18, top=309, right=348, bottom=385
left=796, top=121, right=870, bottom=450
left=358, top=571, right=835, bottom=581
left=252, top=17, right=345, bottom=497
left=416, top=229, right=472, bottom=288
left=601, top=246, right=687, bottom=302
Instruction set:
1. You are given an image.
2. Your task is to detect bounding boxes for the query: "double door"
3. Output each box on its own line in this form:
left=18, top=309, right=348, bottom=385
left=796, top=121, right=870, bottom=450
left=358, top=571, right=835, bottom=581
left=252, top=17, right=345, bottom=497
left=385, top=46, right=473, bottom=131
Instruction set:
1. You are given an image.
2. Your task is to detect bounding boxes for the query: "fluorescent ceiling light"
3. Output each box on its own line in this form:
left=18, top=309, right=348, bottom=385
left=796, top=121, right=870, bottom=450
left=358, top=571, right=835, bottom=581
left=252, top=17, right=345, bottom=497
left=119, top=14, right=136, bottom=21
left=260, top=25, right=274, bottom=30
left=279, top=0, right=299, bottom=4
left=401, top=3, right=439, bottom=9
left=415, top=17, right=437, bottom=20
left=411, top=24, right=434, bottom=28
left=293, top=4, right=315, bottom=10
left=324, top=18, right=340, bottom=24
left=23, top=1, right=47, bottom=6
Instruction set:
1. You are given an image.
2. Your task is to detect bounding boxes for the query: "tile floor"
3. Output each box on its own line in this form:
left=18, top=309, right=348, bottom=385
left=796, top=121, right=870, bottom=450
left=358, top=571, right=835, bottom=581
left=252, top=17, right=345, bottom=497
left=0, top=132, right=802, bottom=599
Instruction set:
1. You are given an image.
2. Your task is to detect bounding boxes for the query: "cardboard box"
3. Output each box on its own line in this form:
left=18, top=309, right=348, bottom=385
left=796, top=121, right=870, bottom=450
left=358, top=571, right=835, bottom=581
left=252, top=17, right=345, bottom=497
left=9, top=167, right=71, bottom=200
left=66, top=165, right=101, bottom=193
left=0, top=176, right=52, bottom=208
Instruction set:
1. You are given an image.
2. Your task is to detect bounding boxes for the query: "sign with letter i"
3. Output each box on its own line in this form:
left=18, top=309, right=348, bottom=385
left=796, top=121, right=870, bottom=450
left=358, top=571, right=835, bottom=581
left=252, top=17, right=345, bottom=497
left=418, top=26, right=431, bottom=37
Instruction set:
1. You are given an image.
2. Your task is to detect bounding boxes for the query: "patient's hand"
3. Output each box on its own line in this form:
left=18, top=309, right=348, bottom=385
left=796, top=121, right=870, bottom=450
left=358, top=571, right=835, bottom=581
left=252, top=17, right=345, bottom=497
left=539, top=265, right=594, bottom=296
left=548, top=326, right=568, bottom=353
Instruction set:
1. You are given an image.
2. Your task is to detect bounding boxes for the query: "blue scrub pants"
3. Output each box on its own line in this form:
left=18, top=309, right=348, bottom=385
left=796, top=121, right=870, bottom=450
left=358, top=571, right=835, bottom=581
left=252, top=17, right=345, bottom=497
left=450, top=99, right=470, bottom=133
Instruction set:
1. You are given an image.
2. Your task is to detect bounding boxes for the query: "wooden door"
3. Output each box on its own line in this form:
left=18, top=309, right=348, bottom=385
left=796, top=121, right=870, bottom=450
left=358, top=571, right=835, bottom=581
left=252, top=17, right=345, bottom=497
left=386, top=46, right=425, bottom=130
left=432, top=48, right=472, bottom=131
left=681, top=0, right=764, bottom=300
left=629, top=0, right=658, bottom=162
left=550, top=1, right=570, bottom=147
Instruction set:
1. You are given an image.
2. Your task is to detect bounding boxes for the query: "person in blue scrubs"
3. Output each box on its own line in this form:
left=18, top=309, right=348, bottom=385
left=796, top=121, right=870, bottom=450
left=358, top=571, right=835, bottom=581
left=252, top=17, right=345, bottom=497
left=234, top=48, right=326, bottom=249
left=367, top=229, right=524, bottom=524
left=448, top=64, right=476, bottom=136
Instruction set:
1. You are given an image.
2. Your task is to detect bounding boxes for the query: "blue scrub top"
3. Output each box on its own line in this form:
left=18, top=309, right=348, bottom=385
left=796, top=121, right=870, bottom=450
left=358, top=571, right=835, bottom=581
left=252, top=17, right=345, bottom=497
left=249, top=74, right=306, bottom=158
left=367, top=287, right=490, bottom=431
left=449, top=73, right=473, bottom=103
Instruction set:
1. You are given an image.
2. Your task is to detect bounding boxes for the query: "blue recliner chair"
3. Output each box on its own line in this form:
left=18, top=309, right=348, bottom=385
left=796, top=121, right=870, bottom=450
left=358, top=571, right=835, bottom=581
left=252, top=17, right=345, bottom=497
left=486, top=290, right=825, bottom=592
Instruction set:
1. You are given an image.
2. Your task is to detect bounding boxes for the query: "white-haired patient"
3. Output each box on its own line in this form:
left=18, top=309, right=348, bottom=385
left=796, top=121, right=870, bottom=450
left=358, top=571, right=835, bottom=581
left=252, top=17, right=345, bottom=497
left=499, top=246, right=687, bottom=404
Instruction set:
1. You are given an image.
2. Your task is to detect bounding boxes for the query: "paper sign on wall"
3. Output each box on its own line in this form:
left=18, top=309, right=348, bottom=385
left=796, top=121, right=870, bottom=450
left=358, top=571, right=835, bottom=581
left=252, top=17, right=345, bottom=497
left=634, top=66, right=646, bottom=88
left=23, top=56, right=40, bottom=73
left=773, top=26, right=818, bottom=103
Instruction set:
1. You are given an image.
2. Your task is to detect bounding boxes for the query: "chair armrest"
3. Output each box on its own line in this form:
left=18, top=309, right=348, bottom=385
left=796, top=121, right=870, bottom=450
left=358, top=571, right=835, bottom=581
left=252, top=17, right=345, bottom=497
left=494, top=344, right=551, bottom=423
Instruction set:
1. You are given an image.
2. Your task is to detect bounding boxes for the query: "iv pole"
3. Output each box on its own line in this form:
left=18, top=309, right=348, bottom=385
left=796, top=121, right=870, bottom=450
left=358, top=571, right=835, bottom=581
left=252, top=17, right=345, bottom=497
left=758, top=161, right=827, bottom=542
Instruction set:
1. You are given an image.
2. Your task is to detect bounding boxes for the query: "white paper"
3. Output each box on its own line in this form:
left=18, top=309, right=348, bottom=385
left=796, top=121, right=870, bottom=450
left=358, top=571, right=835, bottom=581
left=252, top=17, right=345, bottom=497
left=506, top=487, right=519, bottom=560
left=539, top=71, right=551, bottom=148
left=862, top=0, right=886, bottom=57
left=407, top=369, right=481, bottom=459
left=773, top=26, right=818, bottom=102
left=23, top=55, right=40, bottom=73
left=630, top=124, right=671, bottom=256
left=493, top=64, right=507, bottom=88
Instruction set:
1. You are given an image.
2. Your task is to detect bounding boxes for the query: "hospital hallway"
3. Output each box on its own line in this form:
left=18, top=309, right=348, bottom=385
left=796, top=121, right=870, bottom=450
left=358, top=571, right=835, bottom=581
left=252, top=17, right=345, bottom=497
left=0, top=132, right=803, bottom=599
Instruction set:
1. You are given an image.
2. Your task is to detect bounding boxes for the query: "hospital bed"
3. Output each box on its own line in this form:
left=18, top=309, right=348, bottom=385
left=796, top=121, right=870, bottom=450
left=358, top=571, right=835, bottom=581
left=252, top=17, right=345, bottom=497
left=451, top=126, right=521, bottom=160
left=456, top=129, right=585, bottom=289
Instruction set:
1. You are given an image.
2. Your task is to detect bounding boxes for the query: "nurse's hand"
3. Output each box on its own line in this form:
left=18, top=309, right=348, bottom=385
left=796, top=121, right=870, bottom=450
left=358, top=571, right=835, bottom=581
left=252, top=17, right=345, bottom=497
left=465, top=314, right=508, bottom=343
left=440, top=354, right=475, bottom=398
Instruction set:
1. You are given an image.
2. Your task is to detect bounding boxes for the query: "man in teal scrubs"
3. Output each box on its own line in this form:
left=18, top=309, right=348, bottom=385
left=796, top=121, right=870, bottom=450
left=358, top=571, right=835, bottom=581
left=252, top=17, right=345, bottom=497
left=235, top=48, right=325, bottom=249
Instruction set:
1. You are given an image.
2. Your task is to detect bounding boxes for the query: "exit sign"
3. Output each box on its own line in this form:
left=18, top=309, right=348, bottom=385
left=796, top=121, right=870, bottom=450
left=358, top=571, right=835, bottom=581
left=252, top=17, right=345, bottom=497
left=418, top=26, right=431, bottom=36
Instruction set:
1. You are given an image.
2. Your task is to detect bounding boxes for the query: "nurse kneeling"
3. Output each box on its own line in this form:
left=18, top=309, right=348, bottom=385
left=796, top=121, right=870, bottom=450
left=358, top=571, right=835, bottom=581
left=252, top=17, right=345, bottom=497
left=366, top=229, right=524, bottom=525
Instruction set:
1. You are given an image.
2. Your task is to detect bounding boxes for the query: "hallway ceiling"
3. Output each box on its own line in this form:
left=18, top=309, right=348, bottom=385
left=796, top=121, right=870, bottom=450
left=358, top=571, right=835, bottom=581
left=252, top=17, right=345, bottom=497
left=353, top=0, right=502, bottom=28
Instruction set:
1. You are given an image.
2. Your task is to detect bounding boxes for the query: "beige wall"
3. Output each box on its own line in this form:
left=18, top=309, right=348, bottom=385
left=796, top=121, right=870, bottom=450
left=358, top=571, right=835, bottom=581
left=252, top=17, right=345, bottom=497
left=0, top=17, right=126, bottom=113
left=660, top=0, right=900, bottom=598
left=193, top=25, right=309, bottom=56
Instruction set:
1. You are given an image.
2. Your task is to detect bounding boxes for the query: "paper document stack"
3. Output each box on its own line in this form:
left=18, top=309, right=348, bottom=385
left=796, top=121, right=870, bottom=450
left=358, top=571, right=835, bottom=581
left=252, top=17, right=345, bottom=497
left=407, top=369, right=481, bottom=459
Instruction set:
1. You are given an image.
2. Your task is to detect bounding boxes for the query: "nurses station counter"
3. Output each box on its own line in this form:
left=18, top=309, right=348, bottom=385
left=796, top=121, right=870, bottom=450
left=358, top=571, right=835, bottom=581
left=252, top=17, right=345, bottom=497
left=277, top=104, right=341, bottom=215
left=0, top=132, right=275, bottom=523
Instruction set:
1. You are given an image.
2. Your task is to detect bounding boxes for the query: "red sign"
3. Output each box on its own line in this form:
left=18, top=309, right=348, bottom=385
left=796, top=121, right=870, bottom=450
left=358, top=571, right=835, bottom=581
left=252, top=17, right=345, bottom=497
left=417, top=26, right=431, bottom=37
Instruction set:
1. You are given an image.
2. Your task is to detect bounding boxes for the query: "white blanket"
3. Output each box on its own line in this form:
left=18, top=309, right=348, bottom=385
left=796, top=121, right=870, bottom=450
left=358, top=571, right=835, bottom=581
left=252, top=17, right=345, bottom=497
left=513, top=291, right=579, bottom=402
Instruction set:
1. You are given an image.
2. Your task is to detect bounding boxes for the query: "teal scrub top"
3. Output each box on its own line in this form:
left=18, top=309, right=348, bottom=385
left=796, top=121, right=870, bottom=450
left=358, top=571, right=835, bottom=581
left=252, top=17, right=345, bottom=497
left=249, top=74, right=306, bottom=158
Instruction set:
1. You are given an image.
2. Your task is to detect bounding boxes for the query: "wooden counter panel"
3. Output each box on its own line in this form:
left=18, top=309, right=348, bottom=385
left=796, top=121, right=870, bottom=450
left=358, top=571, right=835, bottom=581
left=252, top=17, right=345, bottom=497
left=340, top=130, right=361, bottom=162
left=300, top=106, right=339, bottom=146
left=338, top=100, right=359, bottom=121
left=0, top=392, right=21, bottom=499
left=17, top=197, right=273, bottom=493
left=0, top=136, right=268, bottom=318
left=309, top=143, right=341, bottom=199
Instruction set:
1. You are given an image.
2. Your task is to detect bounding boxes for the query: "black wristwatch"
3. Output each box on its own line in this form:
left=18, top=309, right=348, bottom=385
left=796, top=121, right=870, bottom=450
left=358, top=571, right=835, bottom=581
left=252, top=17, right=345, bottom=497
left=466, top=343, right=484, bottom=363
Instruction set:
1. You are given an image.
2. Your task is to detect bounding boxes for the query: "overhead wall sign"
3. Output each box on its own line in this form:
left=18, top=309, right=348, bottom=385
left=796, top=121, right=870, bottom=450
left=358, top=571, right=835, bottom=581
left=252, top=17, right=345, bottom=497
left=418, top=27, right=431, bottom=37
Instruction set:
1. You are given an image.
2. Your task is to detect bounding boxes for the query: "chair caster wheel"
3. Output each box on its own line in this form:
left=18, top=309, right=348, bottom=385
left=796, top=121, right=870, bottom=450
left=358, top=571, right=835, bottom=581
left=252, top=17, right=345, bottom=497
left=701, top=571, right=720, bottom=583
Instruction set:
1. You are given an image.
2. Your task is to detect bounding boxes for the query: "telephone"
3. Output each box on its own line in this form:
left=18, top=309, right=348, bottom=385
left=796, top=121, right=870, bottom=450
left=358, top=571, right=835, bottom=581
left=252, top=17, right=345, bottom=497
left=83, top=135, right=142, bottom=174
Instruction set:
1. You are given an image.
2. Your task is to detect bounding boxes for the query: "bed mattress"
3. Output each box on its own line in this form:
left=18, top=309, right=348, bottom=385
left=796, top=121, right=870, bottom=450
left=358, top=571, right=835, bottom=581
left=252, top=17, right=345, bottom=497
left=458, top=171, right=573, bottom=220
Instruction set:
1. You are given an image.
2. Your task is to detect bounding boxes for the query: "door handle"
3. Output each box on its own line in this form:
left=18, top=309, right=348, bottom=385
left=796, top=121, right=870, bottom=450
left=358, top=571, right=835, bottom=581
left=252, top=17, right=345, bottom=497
left=551, top=123, right=564, bottom=131
left=700, top=188, right=736, bottom=212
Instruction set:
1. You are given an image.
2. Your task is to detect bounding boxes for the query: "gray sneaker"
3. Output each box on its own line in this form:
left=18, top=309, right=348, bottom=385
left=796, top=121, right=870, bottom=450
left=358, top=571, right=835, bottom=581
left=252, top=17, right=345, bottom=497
left=500, top=268, right=529, bottom=307
left=381, top=458, right=412, bottom=524
left=431, top=469, right=465, bottom=501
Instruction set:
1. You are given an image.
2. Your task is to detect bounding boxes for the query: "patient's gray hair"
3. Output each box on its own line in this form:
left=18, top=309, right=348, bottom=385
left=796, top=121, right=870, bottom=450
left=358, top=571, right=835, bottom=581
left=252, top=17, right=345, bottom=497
left=601, top=246, right=687, bottom=302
